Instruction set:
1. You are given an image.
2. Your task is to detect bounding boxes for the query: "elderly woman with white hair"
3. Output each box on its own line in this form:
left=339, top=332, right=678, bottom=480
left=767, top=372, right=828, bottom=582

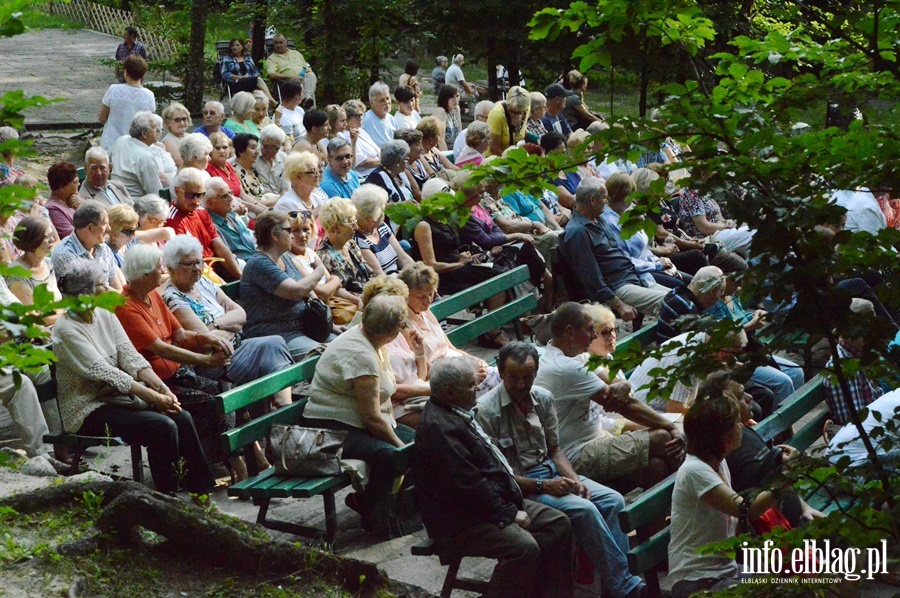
left=115, top=243, right=243, bottom=474
left=179, top=133, right=214, bottom=179
left=341, top=99, right=382, bottom=177
left=364, top=140, right=414, bottom=203
left=454, top=121, right=491, bottom=166
left=161, top=235, right=294, bottom=410
left=161, top=102, right=191, bottom=168
left=241, top=211, right=338, bottom=359
left=206, top=131, right=263, bottom=217
left=52, top=257, right=216, bottom=495
left=108, top=111, right=164, bottom=198
left=352, top=184, right=413, bottom=276
left=317, top=197, right=372, bottom=318
left=302, top=294, right=416, bottom=539
left=255, top=124, right=290, bottom=195
left=224, top=91, right=260, bottom=137
left=486, top=85, right=530, bottom=157
left=148, top=113, right=178, bottom=188
left=133, top=194, right=176, bottom=248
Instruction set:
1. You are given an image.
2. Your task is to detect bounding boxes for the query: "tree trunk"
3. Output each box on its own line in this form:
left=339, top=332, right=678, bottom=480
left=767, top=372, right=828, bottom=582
left=183, top=0, right=210, bottom=113
left=250, top=0, right=267, bottom=65
left=639, top=36, right=650, bottom=117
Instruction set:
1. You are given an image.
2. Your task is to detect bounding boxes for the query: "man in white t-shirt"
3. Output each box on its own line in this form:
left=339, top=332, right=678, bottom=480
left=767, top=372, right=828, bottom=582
left=827, top=389, right=900, bottom=469
left=533, top=302, right=685, bottom=487
left=445, top=54, right=479, bottom=109
left=278, top=80, right=306, bottom=141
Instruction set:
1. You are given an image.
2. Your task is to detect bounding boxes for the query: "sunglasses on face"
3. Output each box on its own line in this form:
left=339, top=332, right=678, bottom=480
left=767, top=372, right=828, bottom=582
left=288, top=210, right=312, bottom=218
left=121, top=228, right=137, bottom=236
left=184, top=191, right=204, bottom=200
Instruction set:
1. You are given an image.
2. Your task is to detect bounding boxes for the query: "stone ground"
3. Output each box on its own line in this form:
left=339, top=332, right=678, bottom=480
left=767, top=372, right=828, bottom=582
left=0, top=25, right=896, bottom=598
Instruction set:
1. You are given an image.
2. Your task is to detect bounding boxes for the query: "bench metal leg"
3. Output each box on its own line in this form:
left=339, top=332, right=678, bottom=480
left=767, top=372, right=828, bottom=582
left=130, top=444, right=144, bottom=484
left=323, top=488, right=337, bottom=546
left=440, top=557, right=461, bottom=598
left=69, top=447, right=87, bottom=476
left=254, top=496, right=335, bottom=546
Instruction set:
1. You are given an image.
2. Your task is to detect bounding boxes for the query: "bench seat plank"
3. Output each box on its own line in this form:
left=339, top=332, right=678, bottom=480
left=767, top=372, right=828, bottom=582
left=227, top=467, right=280, bottom=497
left=446, top=294, right=537, bottom=347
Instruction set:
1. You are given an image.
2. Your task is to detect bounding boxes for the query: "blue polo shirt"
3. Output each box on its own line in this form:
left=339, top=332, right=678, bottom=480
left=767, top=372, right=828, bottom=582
left=194, top=125, right=235, bottom=140
left=320, top=166, right=360, bottom=199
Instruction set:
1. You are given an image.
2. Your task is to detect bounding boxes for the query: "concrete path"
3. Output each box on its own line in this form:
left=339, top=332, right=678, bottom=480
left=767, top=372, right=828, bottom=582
left=0, top=28, right=121, bottom=126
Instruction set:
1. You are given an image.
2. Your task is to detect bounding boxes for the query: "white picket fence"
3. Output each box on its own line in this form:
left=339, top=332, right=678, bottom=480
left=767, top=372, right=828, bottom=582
left=40, top=0, right=179, bottom=61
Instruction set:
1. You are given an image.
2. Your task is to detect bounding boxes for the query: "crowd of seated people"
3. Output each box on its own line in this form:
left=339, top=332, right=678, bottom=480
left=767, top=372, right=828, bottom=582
left=3, top=43, right=899, bottom=598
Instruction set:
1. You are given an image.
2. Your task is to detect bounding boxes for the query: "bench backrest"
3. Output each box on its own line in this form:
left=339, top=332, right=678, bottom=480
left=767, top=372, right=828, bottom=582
left=430, top=265, right=530, bottom=321
left=221, top=280, right=240, bottom=302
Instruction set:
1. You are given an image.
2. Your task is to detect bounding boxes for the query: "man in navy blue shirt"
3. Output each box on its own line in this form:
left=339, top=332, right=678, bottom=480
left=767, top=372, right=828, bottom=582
left=559, top=177, right=668, bottom=321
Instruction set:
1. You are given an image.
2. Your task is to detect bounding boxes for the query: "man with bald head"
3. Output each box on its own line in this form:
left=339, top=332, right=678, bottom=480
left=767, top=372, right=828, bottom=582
left=204, top=177, right=256, bottom=262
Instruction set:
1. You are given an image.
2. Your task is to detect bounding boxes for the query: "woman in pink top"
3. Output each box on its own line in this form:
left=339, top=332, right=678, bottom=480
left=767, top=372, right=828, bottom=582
left=45, top=162, right=82, bottom=239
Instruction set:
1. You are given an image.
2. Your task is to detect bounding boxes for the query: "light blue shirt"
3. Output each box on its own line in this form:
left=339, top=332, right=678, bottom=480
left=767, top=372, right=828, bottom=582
left=361, top=110, right=398, bottom=148
left=320, top=166, right=360, bottom=199
left=601, top=205, right=661, bottom=285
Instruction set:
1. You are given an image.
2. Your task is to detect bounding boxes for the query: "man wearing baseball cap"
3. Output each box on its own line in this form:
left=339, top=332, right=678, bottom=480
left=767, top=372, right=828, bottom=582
left=541, top=83, right=574, bottom=138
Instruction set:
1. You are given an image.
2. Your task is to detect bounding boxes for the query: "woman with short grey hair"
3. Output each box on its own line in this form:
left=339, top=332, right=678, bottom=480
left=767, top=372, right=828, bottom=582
left=133, top=195, right=175, bottom=248
left=352, top=184, right=414, bottom=276
left=302, top=294, right=416, bottom=539
left=363, top=139, right=413, bottom=203
left=52, top=257, right=216, bottom=496
left=455, top=121, right=491, bottom=166
left=340, top=99, right=381, bottom=177
left=108, top=111, right=164, bottom=198
left=179, top=133, right=214, bottom=172
left=225, top=91, right=259, bottom=137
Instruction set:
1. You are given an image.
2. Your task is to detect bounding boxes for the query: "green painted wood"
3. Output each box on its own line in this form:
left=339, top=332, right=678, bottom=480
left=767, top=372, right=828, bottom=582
left=446, top=294, right=538, bottom=347
left=627, top=528, right=670, bottom=575
left=288, top=473, right=352, bottom=498
left=218, top=357, right=319, bottom=415
left=754, top=377, right=825, bottom=442
left=221, top=399, right=308, bottom=454
left=618, top=473, right=676, bottom=533
left=430, top=266, right=530, bottom=321
left=227, top=467, right=279, bottom=497
left=221, top=281, right=240, bottom=301
left=788, top=407, right=831, bottom=452
left=159, top=188, right=171, bottom=201
left=616, top=325, right=657, bottom=354
left=246, top=474, right=295, bottom=498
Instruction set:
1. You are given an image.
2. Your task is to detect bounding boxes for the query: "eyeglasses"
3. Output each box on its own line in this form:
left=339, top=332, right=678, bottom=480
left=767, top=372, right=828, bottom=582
left=179, top=259, right=203, bottom=269
left=288, top=210, right=312, bottom=218
left=302, top=170, right=321, bottom=175
left=172, top=117, right=189, bottom=123
left=184, top=191, right=204, bottom=200
left=122, top=228, right=136, bottom=236
left=202, top=110, right=221, bottom=116
left=217, top=191, right=233, bottom=200
left=214, top=145, right=230, bottom=151
left=332, top=153, right=353, bottom=161
left=598, top=327, right=616, bottom=338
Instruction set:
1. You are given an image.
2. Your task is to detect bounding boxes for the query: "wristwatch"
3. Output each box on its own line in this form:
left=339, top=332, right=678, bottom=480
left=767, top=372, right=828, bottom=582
left=534, top=479, right=544, bottom=493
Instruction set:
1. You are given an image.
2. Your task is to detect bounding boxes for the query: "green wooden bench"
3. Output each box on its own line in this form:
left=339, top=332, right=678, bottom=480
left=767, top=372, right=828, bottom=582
left=218, top=265, right=534, bottom=544
left=618, top=376, right=827, bottom=596
left=220, top=280, right=240, bottom=302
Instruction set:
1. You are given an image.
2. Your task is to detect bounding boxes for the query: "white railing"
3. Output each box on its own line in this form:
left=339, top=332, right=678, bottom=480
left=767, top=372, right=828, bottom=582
left=40, top=0, right=180, bottom=61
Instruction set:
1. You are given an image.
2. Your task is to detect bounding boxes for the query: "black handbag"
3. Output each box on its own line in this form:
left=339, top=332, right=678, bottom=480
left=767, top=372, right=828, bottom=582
left=301, top=296, right=334, bottom=343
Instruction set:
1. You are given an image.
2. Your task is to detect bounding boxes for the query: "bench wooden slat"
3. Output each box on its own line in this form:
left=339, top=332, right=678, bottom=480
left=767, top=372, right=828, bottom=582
left=616, top=324, right=657, bottom=354
left=288, top=473, right=352, bottom=498
left=246, top=473, right=297, bottom=498
left=627, top=528, right=670, bottom=575
left=221, top=400, right=307, bottom=454
left=218, top=357, right=319, bottom=416
left=430, top=265, right=530, bottom=321
left=227, top=467, right=280, bottom=497
left=619, top=473, right=676, bottom=533
left=787, top=405, right=830, bottom=452
left=754, top=377, right=825, bottom=442
left=446, top=293, right=538, bottom=347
